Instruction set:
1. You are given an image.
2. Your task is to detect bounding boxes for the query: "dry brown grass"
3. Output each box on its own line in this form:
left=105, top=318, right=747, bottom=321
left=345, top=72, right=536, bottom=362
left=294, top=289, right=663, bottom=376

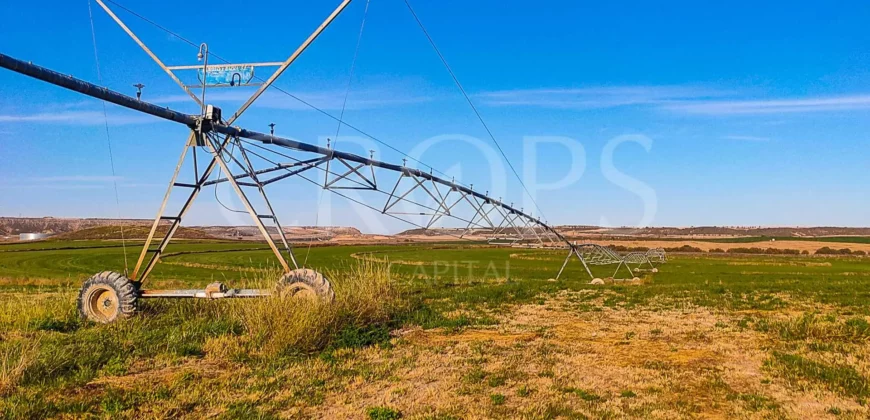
left=288, top=294, right=869, bottom=419
left=17, top=291, right=866, bottom=418
left=215, top=260, right=402, bottom=357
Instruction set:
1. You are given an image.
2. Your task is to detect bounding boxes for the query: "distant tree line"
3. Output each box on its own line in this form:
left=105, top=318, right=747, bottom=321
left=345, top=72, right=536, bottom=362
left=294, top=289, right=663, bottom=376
left=608, top=245, right=867, bottom=256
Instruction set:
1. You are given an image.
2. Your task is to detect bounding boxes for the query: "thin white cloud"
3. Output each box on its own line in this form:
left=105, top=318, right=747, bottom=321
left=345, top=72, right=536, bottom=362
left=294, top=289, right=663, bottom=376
left=0, top=110, right=158, bottom=125
left=31, top=176, right=124, bottom=182
left=0, top=184, right=106, bottom=190
left=721, top=135, right=770, bottom=142
left=119, top=183, right=163, bottom=188
left=662, top=95, right=870, bottom=115
left=150, top=87, right=433, bottom=111
left=0, top=176, right=153, bottom=190
left=21, top=177, right=160, bottom=188
left=476, top=86, right=870, bottom=116
left=475, top=86, right=730, bottom=110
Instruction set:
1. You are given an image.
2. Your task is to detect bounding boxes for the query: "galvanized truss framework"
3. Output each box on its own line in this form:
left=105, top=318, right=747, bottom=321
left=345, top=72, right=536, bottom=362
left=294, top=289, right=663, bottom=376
left=4, top=50, right=659, bottom=283
left=229, top=141, right=566, bottom=246
left=622, top=252, right=656, bottom=271
left=555, top=244, right=629, bottom=280
left=84, top=0, right=599, bottom=283
left=0, top=0, right=624, bottom=284
left=89, top=0, right=353, bottom=283
left=646, top=248, right=667, bottom=265
left=555, top=245, right=669, bottom=281
left=622, top=248, right=668, bottom=271
left=0, top=50, right=607, bottom=281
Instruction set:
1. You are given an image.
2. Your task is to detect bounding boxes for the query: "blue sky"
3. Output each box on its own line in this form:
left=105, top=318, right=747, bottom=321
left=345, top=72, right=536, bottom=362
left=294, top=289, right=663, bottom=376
left=1, top=0, right=869, bottom=231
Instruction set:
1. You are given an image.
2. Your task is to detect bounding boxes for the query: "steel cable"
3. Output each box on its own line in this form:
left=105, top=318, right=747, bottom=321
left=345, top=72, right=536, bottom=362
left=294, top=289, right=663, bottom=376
left=401, top=0, right=549, bottom=222
left=87, top=0, right=129, bottom=274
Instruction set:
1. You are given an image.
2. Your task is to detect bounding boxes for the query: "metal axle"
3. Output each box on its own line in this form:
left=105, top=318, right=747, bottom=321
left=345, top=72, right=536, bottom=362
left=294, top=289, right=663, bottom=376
left=140, top=284, right=270, bottom=299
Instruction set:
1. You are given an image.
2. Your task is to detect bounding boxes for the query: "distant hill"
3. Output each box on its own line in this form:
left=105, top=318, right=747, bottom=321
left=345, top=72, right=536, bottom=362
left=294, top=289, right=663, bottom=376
left=196, top=226, right=361, bottom=240
left=53, top=225, right=215, bottom=240
left=1, top=217, right=362, bottom=241
left=0, top=217, right=152, bottom=236
left=5, top=217, right=869, bottom=242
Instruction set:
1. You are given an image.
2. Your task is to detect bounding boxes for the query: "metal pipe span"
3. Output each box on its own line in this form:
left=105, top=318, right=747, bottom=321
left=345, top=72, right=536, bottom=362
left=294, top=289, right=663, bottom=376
left=0, top=53, right=197, bottom=127
left=0, top=52, right=569, bottom=245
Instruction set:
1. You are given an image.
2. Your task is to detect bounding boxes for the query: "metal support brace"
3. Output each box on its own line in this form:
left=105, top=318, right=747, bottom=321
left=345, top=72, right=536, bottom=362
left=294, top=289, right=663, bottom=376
left=489, top=205, right=511, bottom=235
left=95, top=0, right=202, bottom=106
left=204, top=135, right=291, bottom=272
left=203, top=156, right=326, bottom=186
left=134, top=133, right=236, bottom=282
left=460, top=196, right=498, bottom=237
left=612, top=260, right=634, bottom=279
left=261, top=158, right=327, bottom=185
left=382, top=173, right=425, bottom=213
left=555, top=245, right=595, bottom=281
left=324, top=157, right=377, bottom=189
left=520, top=217, right=543, bottom=243
left=132, top=138, right=193, bottom=281
left=491, top=205, right=523, bottom=239
left=414, top=178, right=450, bottom=213
left=503, top=212, right=526, bottom=238
left=425, top=189, right=464, bottom=229
left=232, top=140, right=299, bottom=269
left=227, top=0, right=354, bottom=123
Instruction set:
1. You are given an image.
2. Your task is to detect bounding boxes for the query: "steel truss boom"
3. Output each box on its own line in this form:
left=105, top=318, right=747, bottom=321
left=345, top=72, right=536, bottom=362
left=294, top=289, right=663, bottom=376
left=3, top=52, right=624, bottom=286
left=0, top=52, right=572, bottom=246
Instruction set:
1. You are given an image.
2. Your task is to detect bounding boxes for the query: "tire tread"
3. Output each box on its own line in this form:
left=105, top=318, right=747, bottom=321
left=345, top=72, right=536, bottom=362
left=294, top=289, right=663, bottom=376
left=276, top=269, right=335, bottom=301
left=77, top=271, right=139, bottom=322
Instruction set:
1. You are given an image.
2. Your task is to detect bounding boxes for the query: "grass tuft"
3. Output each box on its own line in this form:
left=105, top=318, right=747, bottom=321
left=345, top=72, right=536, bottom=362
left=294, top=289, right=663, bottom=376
left=767, top=314, right=870, bottom=343
left=490, top=393, right=506, bottom=405
left=0, top=338, right=41, bottom=396
left=229, top=260, right=402, bottom=357
left=367, top=406, right=402, bottom=420
left=767, top=352, right=870, bottom=400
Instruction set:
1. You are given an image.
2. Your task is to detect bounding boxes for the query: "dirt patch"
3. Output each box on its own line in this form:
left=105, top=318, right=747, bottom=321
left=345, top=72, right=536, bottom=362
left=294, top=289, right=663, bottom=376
left=295, top=296, right=867, bottom=419
left=33, top=294, right=868, bottom=419
left=402, top=327, right=540, bottom=345
left=88, top=359, right=230, bottom=390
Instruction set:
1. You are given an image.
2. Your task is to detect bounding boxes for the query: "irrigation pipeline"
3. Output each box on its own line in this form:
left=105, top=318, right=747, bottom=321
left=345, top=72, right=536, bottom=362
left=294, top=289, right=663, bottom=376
left=0, top=52, right=571, bottom=248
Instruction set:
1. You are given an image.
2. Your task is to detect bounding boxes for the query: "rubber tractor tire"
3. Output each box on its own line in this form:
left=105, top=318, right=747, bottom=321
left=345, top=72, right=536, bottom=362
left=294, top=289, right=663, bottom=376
left=77, top=271, right=139, bottom=323
left=275, top=268, right=335, bottom=301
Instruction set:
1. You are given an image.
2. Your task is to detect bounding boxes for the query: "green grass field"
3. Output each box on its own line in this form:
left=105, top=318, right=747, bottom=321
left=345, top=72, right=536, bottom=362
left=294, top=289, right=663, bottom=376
left=2, top=240, right=869, bottom=418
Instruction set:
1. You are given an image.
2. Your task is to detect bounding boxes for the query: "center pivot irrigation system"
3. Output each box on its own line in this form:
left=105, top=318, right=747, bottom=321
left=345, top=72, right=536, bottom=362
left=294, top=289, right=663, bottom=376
left=1, top=0, right=665, bottom=323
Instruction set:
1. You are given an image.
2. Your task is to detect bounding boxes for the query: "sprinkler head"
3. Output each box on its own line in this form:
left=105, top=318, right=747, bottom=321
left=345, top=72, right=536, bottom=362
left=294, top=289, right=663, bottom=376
left=133, top=83, right=145, bottom=100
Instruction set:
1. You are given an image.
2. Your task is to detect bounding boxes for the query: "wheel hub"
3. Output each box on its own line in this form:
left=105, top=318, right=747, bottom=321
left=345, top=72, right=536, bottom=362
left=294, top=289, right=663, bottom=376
left=87, top=287, right=119, bottom=322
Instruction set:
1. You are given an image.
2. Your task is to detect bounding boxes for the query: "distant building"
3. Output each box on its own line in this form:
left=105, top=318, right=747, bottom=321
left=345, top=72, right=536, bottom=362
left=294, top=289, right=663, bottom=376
left=19, top=233, right=50, bottom=241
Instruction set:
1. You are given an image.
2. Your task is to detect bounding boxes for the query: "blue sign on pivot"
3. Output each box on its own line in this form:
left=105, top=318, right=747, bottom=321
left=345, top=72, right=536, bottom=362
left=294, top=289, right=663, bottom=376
left=198, top=65, right=255, bottom=87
